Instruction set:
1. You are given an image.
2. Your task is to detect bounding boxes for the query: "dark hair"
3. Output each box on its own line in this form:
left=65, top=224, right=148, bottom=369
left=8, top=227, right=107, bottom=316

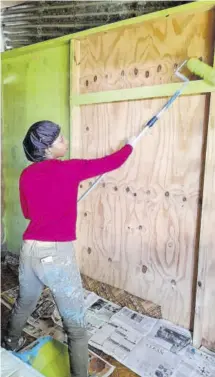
left=23, top=121, right=60, bottom=162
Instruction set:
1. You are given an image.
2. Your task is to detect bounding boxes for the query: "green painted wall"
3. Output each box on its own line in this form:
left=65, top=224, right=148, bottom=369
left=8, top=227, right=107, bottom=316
left=2, top=43, right=70, bottom=253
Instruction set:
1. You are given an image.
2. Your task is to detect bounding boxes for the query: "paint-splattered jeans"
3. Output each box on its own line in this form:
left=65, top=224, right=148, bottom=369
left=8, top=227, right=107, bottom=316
left=6, top=241, right=88, bottom=377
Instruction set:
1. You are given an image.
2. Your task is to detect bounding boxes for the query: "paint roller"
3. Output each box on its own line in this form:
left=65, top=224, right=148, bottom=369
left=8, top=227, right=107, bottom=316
left=78, top=58, right=215, bottom=203
left=187, top=58, right=215, bottom=85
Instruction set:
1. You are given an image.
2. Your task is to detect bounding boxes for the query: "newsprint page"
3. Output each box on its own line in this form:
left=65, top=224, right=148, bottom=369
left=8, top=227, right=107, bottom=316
left=1, top=285, right=215, bottom=377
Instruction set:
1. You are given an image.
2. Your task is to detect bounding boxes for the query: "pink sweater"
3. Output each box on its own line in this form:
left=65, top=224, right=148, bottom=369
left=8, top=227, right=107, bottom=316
left=20, top=144, right=133, bottom=241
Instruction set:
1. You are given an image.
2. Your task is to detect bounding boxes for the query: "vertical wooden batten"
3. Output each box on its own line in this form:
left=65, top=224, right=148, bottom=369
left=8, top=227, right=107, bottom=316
left=70, top=39, right=81, bottom=159
left=193, top=9, right=215, bottom=348
left=193, top=91, right=215, bottom=349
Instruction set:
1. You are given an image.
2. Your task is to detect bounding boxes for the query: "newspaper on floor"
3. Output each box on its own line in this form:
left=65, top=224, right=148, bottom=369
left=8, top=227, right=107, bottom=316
left=23, top=323, right=48, bottom=339
left=86, top=298, right=121, bottom=338
left=88, top=307, right=158, bottom=362
left=89, top=321, right=144, bottom=363
left=1, top=286, right=66, bottom=342
left=51, top=293, right=121, bottom=338
left=1, top=286, right=19, bottom=309
left=1, top=286, right=53, bottom=310
left=88, top=298, right=121, bottom=321
left=52, top=295, right=122, bottom=339
left=0, top=286, right=120, bottom=344
left=26, top=315, right=67, bottom=343
left=124, top=337, right=182, bottom=377
left=147, top=319, right=191, bottom=354
left=84, top=289, right=100, bottom=309
left=200, top=346, right=215, bottom=359
left=172, top=345, right=215, bottom=377
left=5, top=284, right=209, bottom=377
left=110, top=307, right=158, bottom=336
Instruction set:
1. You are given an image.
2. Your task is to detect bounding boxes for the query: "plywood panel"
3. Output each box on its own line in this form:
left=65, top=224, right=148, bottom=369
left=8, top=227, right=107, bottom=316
left=72, top=95, right=207, bottom=328
left=193, top=92, right=215, bottom=350
left=79, top=10, right=214, bottom=93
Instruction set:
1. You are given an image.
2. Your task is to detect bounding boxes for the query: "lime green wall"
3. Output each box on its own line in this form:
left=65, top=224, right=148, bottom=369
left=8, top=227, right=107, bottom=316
left=2, top=44, right=70, bottom=253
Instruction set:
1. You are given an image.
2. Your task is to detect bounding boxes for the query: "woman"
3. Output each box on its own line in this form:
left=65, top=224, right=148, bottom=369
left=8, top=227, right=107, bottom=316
left=3, top=120, right=134, bottom=377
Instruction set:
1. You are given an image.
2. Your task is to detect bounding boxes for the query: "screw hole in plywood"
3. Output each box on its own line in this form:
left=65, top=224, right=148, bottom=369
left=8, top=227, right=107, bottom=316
left=142, top=265, right=147, bottom=274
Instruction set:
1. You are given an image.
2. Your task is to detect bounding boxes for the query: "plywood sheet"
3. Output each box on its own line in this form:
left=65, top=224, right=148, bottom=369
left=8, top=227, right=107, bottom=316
left=79, top=10, right=214, bottom=93
left=72, top=95, right=207, bottom=328
left=193, top=92, right=215, bottom=350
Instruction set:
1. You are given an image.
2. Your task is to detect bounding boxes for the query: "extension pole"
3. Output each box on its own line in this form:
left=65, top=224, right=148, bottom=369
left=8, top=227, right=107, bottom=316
left=78, top=61, right=189, bottom=203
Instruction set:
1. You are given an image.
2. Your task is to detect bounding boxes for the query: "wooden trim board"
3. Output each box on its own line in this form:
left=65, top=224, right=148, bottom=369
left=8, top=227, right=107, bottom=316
left=71, top=81, right=215, bottom=106
left=70, top=39, right=81, bottom=159
left=193, top=49, right=215, bottom=349
left=193, top=92, right=215, bottom=350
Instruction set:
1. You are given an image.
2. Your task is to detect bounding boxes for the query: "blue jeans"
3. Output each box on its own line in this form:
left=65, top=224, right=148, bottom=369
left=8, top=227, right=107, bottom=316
left=6, top=241, right=88, bottom=377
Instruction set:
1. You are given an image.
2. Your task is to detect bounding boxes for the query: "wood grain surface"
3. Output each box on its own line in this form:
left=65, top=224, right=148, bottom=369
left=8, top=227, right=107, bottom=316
left=72, top=95, right=207, bottom=328
left=78, top=10, right=214, bottom=93
left=193, top=92, right=215, bottom=350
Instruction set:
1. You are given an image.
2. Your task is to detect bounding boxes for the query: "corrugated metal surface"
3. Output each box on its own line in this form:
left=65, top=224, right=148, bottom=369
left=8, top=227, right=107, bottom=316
left=1, top=1, right=190, bottom=51
left=1, top=1, right=28, bottom=9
